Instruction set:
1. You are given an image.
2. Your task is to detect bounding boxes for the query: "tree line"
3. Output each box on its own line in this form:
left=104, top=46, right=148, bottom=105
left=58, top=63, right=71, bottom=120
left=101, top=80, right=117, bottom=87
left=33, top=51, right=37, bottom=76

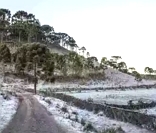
left=0, top=8, right=81, bottom=50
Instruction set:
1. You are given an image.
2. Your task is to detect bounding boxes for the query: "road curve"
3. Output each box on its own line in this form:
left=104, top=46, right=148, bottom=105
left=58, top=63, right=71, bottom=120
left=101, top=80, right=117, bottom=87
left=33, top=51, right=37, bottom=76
left=2, top=94, right=67, bottom=133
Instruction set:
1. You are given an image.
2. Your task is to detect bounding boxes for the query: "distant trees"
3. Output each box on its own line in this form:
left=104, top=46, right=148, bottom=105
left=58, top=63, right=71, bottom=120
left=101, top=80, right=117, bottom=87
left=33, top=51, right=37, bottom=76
left=100, top=57, right=108, bottom=70
left=0, top=9, right=11, bottom=43
left=132, top=71, right=142, bottom=81
left=0, top=8, right=78, bottom=51
left=144, top=67, right=154, bottom=75
left=79, top=46, right=86, bottom=56
left=129, top=67, right=135, bottom=73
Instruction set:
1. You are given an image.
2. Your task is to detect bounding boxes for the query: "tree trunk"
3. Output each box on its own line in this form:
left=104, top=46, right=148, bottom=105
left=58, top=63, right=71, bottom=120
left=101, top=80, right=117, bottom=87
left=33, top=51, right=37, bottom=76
left=28, top=34, right=31, bottom=43
left=28, top=36, right=30, bottom=43
left=35, top=34, right=37, bottom=42
left=2, top=60, right=5, bottom=82
left=0, top=32, right=3, bottom=43
left=18, top=31, right=21, bottom=42
left=34, top=62, right=37, bottom=94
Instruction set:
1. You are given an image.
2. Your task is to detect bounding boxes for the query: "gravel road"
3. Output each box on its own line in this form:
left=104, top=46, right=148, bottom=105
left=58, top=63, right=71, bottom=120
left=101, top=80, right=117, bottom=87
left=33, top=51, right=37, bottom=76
left=2, top=94, right=67, bottom=133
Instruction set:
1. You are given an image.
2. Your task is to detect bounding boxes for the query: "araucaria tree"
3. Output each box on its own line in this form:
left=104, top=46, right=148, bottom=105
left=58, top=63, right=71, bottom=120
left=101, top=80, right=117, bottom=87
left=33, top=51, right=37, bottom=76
left=14, top=43, right=54, bottom=94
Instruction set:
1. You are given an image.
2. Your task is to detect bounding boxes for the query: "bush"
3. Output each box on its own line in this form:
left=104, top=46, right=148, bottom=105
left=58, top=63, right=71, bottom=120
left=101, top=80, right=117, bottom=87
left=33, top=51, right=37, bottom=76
left=61, top=106, right=68, bottom=113
left=81, top=118, right=86, bottom=126
left=83, top=122, right=94, bottom=131
left=87, top=97, right=93, bottom=103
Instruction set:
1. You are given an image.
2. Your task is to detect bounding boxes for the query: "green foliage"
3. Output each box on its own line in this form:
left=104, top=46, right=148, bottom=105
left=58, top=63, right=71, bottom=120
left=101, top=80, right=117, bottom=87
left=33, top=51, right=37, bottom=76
left=0, top=44, right=11, bottom=63
left=83, top=122, right=94, bottom=131
left=132, top=71, right=142, bottom=81
left=14, top=43, right=50, bottom=73
left=144, top=67, right=154, bottom=75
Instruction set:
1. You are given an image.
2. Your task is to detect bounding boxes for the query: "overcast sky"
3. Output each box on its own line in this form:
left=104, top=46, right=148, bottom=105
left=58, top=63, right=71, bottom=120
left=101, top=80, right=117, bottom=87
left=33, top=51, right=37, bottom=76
left=1, top=0, right=156, bottom=73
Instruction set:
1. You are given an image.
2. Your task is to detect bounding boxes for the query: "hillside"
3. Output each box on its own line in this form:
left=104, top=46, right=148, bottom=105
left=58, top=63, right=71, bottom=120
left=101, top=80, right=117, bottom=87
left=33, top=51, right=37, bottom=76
left=104, top=68, right=156, bottom=87
left=46, top=40, right=69, bottom=55
left=37, top=67, right=156, bottom=91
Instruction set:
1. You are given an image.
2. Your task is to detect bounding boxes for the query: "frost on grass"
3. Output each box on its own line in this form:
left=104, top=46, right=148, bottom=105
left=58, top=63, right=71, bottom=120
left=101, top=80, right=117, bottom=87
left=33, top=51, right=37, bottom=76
left=37, top=68, right=156, bottom=91
left=0, top=94, right=18, bottom=132
left=66, top=88, right=156, bottom=105
left=35, top=95, right=152, bottom=133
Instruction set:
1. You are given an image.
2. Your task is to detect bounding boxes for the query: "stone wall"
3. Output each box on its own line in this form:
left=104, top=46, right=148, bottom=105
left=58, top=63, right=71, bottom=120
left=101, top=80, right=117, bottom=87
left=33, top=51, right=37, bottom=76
left=40, top=91, right=156, bottom=131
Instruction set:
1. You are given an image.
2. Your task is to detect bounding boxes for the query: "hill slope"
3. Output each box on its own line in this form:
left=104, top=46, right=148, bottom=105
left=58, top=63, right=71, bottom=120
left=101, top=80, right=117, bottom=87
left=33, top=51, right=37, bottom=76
left=103, top=68, right=156, bottom=87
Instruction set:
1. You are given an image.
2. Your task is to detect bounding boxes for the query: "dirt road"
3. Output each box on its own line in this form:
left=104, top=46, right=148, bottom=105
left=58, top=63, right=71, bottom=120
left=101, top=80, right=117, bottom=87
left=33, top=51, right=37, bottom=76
left=2, top=94, right=67, bottom=133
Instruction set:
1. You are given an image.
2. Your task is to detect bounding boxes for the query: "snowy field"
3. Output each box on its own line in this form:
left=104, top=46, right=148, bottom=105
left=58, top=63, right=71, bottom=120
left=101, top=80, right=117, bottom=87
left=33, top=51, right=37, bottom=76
left=65, top=88, right=156, bottom=105
left=0, top=93, right=18, bottom=132
left=35, top=95, right=152, bottom=133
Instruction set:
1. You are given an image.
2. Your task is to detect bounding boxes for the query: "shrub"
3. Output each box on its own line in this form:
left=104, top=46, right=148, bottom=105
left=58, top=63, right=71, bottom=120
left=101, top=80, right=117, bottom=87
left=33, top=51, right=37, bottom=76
left=83, top=122, right=94, bottom=131
left=87, top=97, right=93, bottom=103
left=61, top=106, right=68, bottom=113
left=81, top=118, right=86, bottom=126
left=75, top=115, right=78, bottom=122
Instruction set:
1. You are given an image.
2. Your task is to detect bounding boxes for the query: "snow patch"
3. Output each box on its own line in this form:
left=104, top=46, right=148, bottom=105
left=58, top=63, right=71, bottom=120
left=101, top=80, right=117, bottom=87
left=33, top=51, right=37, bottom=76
left=0, top=94, right=18, bottom=132
left=35, top=95, right=152, bottom=133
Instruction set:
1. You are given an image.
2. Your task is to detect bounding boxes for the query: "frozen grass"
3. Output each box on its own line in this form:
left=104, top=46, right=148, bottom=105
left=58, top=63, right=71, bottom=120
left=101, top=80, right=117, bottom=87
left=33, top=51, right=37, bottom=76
left=0, top=94, right=18, bottom=132
left=35, top=95, right=152, bottom=133
left=65, top=88, right=156, bottom=105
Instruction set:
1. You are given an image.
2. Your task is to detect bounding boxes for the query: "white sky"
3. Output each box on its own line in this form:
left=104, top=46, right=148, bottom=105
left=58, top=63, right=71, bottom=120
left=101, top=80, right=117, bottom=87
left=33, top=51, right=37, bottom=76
left=2, top=0, right=156, bottom=73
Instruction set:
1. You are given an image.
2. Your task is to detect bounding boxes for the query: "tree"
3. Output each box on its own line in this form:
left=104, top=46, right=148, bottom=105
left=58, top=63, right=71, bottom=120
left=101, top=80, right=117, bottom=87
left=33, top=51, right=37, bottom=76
left=74, top=44, right=79, bottom=53
left=87, top=57, right=94, bottom=69
left=129, top=67, right=135, bottom=73
left=12, top=10, right=28, bottom=42
left=100, top=57, right=108, bottom=70
left=0, top=44, right=11, bottom=80
left=110, top=56, right=122, bottom=69
left=144, top=67, right=154, bottom=75
left=54, top=54, right=67, bottom=76
left=25, top=13, right=39, bottom=43
left=33, top=55, right=39, bottom=94
left=111, top=56, right=122, bottom=62
left=108, top=59, right=118, bottom=69
left=0, top=9, right=11, bottom=43
left=118, top=62, right=127, bottom=70
left=41, top=25, right=54, bottom=35
left=79, top=46, right=86, bottom=56
left=14, top=43, right=52, bottom=94
left=41, top=25, right=55, bottom=43
left=42, top=58, right=55, bottom=82
left=68, top=37, right=77, bottom=51
left=132, top=71, right=142, bottom=81
left=86, top=52, right=90, bottom=58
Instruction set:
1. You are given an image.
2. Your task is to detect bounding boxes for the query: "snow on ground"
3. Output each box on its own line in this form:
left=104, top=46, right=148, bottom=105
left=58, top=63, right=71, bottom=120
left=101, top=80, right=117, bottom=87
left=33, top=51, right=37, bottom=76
left=104, top=68, right=156, bottom=86
left=65, top=88, right=156, bottom=105
left=37, top=68, right=156, bottom=91
left=0, top=75, right=34, bottom=93
left=35, top=95, right=152, bottom=133
left=0, top=93, right=18, bottom=132
left=139, top=107, right=156, bottom=116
